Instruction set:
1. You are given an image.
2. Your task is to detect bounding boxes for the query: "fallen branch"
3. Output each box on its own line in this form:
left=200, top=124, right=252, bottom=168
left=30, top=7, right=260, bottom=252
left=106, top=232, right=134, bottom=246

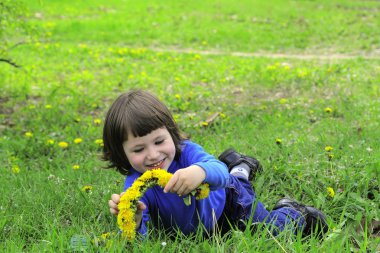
left=0, top=58, right=21, bottom=68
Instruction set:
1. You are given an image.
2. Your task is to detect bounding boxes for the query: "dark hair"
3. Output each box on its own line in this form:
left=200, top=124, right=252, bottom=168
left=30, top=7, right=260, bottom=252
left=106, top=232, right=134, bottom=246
left=102, top=89, right=186, bottom=175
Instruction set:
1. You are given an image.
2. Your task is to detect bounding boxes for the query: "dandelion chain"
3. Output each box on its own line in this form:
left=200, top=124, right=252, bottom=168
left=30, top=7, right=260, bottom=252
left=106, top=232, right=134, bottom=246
left=117, top=169, right=210, bottom=241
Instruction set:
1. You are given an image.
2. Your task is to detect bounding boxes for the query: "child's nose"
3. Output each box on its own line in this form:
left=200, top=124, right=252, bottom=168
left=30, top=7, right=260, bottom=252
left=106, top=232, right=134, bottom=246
left=147, top=147, right=160, bottom=160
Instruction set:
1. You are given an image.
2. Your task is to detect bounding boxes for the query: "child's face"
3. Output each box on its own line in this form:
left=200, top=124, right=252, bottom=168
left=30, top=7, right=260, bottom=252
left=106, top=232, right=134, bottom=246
left=123, top=127, right=176, bottom=173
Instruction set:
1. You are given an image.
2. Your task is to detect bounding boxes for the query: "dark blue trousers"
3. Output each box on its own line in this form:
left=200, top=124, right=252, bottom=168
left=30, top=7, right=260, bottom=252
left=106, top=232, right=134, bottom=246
left=218, top=174, right=305, bottom=235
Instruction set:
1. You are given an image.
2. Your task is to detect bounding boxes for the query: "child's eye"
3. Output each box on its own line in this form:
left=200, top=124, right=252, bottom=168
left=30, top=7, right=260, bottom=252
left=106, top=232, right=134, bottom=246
left=133, top=148, right=144, bottom=153
left=155, top=139, right=164, bottom=145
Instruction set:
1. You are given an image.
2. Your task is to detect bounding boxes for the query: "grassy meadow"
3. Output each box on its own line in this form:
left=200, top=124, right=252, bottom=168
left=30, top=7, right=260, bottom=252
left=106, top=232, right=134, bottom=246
left=1, top=0, right=379, bottom=252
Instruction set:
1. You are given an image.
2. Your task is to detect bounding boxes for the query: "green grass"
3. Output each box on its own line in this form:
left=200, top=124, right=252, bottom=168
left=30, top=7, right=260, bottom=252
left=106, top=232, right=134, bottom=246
left=1, top=0, right=379, bottom=252
left=24, top=0, right=380, bottom=54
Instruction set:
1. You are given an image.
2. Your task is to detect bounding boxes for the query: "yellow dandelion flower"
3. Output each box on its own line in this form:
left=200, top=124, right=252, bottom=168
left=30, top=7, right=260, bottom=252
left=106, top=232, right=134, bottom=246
left=132, top=180, right=144, bottom=188
left=279, top=98, right=287, bottom=104
left=139, top=170, right=154, bottom=181
left=152, top=169, right=171, bottom=185
left=58, top=141, right=69, bottom=149
left=72, top=165, right=80, bottom=170
left=96, top=232, right=116, bottom=248
left=193, top=54, right=201, bottom=60
left=12, top=165, right=20, bottom=174
left=175, top=94, right=181, bottom=99
left=151, top=169, right=165, bottom=177
left=100, top=232, right=111, bottom=240
left=45, top=104, right=52, bottom=109
left=275, top=138, right=282, bottom=145
left=282, top=64, right=291, bottom=71
left=124, top=187, right=142, bottom=201
left=117, top=199, right=132, bottom=210
left=94, top=119, right=102, bottom=125
left=297, top=70, right=308, bottom=78
left=79, top=43, right=87, bottom=49
left=74, top=138, right=83, bottom=144
left=156, top=173, right=172, bottom=187
left=118, top=209, right=134, bottom=225
left=327, top=187, right=335, bottom=198
left=123, top=220, right=137, bottom=241
left=25, top=132, right=33, bottom=138
left=201, top=122, right=209, bottom=127
left=95, top=139, right=104, bottom=146
left=196, top=183, right=210, bottom=199
left=46, top=139, right=55, bottom=145
left=324, top=107, right=333, bottom=113
left=82, top=185, right=93, bottom=193
left=325, top=146, right=333, bottom=152
left=117, top=48, right=126, bottom=55
left=121, top=212, right=135, bottom=225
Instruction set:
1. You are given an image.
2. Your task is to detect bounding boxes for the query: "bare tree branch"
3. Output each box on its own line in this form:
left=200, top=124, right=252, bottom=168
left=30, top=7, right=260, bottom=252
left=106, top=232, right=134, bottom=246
left=0, top=58, right=21, bottom=68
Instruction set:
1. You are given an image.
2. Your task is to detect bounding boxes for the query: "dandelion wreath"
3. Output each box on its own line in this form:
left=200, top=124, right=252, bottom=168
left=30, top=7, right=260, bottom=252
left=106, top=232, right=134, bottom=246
left=117, top=169, right=210, bottom=241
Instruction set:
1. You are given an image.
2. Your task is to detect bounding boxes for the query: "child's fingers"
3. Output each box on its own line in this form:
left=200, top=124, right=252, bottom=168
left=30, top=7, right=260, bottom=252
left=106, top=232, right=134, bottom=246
left=176, top=184, right=190, bottom=196
left=109, top=207, right=119, bottom=215
left=111, top=193, right=121, bottom=204
left=163, top=173, right=178, bottom=193
left=136, top=201, right=146, bottom=211
left=109, top=192, right=124, bottom=216
left=134, top=201, right=146, bottom=227
left=108, top=199, right=119, bottom=215
left=108, top=199, right=118, bottom=209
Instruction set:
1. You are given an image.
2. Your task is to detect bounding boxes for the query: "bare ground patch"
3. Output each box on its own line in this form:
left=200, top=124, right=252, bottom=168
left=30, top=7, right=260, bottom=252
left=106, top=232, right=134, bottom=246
left=148, top=47, right=380, bottom=60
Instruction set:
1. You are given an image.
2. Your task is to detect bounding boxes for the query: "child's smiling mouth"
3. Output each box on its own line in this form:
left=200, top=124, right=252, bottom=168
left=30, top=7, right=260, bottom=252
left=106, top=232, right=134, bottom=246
left=146, top=159, right=165, bottom=170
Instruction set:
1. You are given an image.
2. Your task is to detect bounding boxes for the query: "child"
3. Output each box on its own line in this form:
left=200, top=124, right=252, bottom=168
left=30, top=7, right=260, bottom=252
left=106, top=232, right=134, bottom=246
left=104, top=89, right=328, bottom=239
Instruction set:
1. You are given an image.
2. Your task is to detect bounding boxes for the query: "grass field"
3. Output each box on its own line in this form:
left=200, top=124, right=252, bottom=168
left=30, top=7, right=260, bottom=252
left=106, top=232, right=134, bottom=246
left=1, top=0, right=379, bottom=252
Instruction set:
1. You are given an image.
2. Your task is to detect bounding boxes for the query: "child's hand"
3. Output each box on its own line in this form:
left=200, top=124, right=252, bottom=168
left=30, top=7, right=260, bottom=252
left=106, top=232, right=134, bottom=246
left=109, top=193, right=146, bottom=230
left=135, top=201, right=146, bottom=228
left=163, top=165, right=206, bottom=196
left=108, top=192, right=124, bottom=215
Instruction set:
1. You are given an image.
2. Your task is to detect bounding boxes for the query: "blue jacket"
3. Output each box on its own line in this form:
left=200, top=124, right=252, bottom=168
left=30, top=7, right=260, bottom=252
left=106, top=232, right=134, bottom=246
left=123, top=140, right=230, bottom=236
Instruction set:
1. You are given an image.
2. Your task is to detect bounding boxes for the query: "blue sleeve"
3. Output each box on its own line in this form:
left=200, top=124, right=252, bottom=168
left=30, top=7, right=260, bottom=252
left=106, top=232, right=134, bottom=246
left=181, top=141, right=229, bottom=190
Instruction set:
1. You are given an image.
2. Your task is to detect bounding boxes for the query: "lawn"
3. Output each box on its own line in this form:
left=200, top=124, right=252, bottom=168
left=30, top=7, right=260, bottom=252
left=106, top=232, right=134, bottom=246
left=1, top=0, right=379, bottom=252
